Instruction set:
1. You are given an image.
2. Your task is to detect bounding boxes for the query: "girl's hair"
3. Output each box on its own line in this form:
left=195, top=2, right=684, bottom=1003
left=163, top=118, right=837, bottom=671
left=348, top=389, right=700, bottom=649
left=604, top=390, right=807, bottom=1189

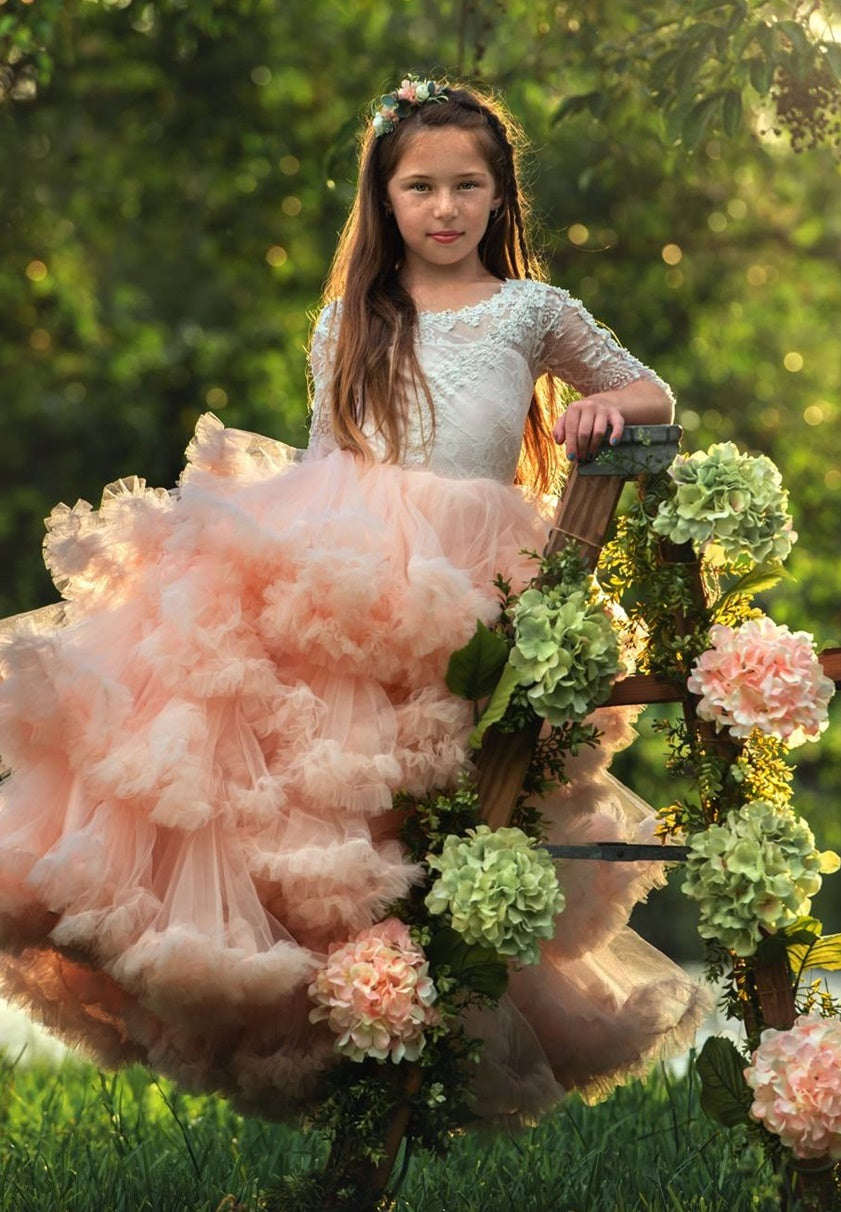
left=320, top=80, right=561, bottom=494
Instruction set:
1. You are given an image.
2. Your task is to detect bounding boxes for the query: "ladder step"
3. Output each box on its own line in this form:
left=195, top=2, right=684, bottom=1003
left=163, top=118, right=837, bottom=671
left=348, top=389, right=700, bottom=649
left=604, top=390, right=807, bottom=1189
left=544, top=842, right=690, bottom=862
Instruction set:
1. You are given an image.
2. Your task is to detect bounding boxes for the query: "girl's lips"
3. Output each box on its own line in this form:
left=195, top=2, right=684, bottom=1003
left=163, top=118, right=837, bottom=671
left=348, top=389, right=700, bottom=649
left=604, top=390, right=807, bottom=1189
left=429, top=232, right=461, bottom=243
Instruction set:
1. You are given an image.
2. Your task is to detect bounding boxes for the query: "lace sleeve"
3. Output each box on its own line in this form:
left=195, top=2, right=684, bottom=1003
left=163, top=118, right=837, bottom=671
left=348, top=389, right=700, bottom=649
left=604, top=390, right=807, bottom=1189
left=306, top=301, right=341, bottom=458
left=535, top=287, right=675, bottom=404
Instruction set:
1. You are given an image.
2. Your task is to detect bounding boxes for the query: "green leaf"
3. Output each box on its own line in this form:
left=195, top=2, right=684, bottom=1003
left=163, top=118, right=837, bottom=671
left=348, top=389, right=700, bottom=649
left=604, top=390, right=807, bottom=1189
left=725, top=1, right=749, bottom=35
left=674, top=45, right=711, bottom=98
left=722, top=89, right=743, bottom=137
left=824, top=44, right=841, bottom=81
left=777, top=19, right=813, bottom=59
left=696, top=1036, right=753, bottom=1128
left=788, top=933, right=841, bottom=973
left=682, top=93, right=723, bottom=152
left=650, top=48, right=683, bottom=92
left=468, top=662, right=521, bottom=750
left=690, top=0, right=729, bottom=13
left=552, top=92, right=605, bottom=124
left=749, top=56, right=775, bottom=94
left=780, top=914, right=823, bottom=940
left=754, top=21, right=776, bottom=57
left=425, top=928, right=508, bottom=999
left=714, top=562, right=791, bottom=614
left=445, top=621, right=510, bottom=700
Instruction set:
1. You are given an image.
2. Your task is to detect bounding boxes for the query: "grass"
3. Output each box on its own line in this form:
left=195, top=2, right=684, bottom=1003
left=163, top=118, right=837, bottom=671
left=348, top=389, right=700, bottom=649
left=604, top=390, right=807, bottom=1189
left=0, top=1052, right=787, bottom=1212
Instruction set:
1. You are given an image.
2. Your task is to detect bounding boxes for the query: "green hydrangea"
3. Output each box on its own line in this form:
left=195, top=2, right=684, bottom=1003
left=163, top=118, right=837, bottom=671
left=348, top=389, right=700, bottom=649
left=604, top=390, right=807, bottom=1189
left=683, top=800, right=840, bottom=957
left=651, top=442, right=796, bottom=568
left=425, top=825, right=565, bottom=965
left=508, top=586, right=622, bottom=725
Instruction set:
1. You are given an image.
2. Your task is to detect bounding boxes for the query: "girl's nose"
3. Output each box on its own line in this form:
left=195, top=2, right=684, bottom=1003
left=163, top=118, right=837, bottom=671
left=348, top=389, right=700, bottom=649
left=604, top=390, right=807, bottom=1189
left=433, top=190, right=457, bottom=217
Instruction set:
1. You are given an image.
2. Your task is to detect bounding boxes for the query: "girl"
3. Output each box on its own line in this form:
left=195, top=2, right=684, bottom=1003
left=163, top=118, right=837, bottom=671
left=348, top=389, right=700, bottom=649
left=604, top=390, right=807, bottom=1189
left=0, top=76, right=707, bottom=1121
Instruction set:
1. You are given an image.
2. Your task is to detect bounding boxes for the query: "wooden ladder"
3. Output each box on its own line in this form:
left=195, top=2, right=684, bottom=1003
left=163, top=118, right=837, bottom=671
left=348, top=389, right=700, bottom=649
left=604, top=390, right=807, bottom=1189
left=325, top=423, right=841, bottom=1210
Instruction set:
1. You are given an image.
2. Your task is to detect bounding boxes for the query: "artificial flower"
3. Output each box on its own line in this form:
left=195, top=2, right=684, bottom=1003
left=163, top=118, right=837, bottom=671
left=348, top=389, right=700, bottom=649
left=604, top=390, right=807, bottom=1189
left=688, top=617, right=834, bottom=746
left=508, top=586, right=622, bottom=725
left=425, top=825, right=564, bottom=964
left=308, top=918, right=439, bottom=1062
left=745, top=1015, right=841, bottom=1158
left=683, top=800, right=840, bottom=956
left=652, top=441, right=796, bottom=568
left=396, top=79, right=418, bottom=103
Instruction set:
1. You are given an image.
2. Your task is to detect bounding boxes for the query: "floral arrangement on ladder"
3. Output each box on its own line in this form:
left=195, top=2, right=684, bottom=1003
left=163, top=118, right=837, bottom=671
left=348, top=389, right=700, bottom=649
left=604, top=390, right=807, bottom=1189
left=278, top=440, right=840, bottom=1211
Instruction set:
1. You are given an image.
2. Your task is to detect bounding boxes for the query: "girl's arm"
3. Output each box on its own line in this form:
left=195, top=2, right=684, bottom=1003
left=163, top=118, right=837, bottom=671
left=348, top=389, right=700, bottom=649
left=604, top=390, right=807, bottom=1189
left=552, top=378, right=673, bottom=462
left=535, top=286, right=675, bottom=461
left=305, top=303, right=341, bottom=459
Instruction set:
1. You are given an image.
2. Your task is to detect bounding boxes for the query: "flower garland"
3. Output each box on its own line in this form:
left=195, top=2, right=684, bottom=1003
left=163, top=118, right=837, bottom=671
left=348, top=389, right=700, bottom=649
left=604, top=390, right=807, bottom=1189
left=371, top=73, right=448, bottom=137
left=600, top=439, right=840, bottom=1195
left=274, top=547, right=617, bottom=1209
left=277, top=438, right=839, bottom=1209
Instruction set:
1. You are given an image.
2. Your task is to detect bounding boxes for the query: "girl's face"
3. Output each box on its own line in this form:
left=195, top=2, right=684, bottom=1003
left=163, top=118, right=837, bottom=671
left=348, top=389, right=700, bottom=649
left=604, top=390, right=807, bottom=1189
left=385, top=128, right=501, bottom=281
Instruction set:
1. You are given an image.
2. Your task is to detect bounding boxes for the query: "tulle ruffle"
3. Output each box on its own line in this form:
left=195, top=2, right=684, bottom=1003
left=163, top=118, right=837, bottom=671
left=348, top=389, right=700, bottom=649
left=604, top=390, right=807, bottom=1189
left=0, top=413, right=709, bottom=1118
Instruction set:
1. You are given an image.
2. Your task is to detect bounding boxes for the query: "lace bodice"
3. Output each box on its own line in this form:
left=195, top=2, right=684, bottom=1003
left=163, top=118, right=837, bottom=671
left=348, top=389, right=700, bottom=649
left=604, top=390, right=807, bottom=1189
left=307, top=278, right=672, bottom=483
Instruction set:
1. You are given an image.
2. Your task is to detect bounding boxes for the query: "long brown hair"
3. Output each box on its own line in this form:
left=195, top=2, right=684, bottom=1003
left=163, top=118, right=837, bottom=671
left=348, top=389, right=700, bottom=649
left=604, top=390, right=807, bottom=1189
left=319, top=80, right=561, bottom=494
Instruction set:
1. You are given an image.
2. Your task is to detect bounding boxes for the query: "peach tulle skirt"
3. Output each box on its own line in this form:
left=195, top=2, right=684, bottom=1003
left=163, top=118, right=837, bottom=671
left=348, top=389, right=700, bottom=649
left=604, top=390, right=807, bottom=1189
left=0, top=415, right=709, bottom=1119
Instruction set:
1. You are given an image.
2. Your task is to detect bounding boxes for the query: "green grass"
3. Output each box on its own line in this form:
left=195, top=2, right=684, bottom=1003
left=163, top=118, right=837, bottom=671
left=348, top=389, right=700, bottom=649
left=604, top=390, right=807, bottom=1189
left=0, top=1053, right=786, bottom=1212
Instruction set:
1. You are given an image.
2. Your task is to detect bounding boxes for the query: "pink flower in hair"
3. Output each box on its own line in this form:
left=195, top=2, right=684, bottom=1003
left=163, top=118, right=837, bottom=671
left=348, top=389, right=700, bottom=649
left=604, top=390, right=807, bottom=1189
left=308, top=918, right=439, bottom=1063
left=688, top=617, right=834, bottom=746
left=745, top=1015, right=841, bottom=1158
left=397, top=79, right=418, bottom=103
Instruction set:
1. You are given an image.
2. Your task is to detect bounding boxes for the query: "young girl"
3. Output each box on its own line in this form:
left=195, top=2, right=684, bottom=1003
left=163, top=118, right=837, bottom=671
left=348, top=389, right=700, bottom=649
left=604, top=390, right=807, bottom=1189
left=0, top=76, right=707, bottom=1121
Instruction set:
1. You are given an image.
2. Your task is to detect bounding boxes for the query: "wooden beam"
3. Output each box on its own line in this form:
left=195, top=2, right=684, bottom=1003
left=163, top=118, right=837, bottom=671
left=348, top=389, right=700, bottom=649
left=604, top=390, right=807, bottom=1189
left=606, top=647, right=841, bottom=707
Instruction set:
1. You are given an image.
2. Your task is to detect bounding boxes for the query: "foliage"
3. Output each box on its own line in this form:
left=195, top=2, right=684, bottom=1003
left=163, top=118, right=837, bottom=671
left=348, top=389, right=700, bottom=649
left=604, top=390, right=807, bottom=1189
left=551, top=2, right=841, bottom=154
left=696, top=1035, right=754, bottom=1129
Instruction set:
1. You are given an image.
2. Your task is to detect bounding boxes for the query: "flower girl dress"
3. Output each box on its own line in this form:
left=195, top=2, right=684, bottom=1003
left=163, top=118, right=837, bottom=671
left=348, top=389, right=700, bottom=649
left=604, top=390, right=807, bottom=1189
left=0, top=279, right=708, bottom=1118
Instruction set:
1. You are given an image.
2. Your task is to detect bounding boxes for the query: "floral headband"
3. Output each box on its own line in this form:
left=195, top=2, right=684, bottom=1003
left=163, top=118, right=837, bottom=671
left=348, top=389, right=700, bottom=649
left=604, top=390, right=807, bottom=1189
left=371, top=74, right=449, bottom=138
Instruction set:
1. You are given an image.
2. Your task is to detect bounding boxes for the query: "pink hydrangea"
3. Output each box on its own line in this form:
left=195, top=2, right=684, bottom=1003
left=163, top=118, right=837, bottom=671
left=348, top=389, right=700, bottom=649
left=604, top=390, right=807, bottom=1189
left=307, top=918, right=439, bottom=1063
left=745, top=1015, right=841, bottom=1158
left=687, top=617, right=834, bottom=746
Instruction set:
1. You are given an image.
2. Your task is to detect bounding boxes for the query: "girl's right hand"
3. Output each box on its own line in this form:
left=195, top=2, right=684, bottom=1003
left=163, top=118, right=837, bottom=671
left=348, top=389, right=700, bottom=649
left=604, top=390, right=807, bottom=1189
left=552, top=396, right=625, bottom=463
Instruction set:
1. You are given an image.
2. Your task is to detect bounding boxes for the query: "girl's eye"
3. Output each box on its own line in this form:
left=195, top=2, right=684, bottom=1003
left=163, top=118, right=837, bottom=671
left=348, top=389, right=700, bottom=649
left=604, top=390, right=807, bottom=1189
left=459, top=181, right=480, bottom=190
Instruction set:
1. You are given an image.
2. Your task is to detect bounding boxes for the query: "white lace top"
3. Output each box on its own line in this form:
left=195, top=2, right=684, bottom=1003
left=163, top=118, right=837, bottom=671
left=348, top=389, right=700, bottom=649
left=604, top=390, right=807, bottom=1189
left=307, top=277, right=673, bottom=484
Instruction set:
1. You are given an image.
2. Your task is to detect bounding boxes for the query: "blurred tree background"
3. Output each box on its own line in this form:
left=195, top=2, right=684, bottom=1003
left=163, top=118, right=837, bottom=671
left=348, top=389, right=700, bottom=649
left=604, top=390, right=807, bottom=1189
left=1, top=0, right=839, bottom=957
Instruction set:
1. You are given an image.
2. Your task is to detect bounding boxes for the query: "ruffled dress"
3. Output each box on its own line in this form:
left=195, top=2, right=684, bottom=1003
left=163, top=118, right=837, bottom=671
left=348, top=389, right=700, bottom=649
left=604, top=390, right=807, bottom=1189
left=0, top=278, right=709, bottom=1118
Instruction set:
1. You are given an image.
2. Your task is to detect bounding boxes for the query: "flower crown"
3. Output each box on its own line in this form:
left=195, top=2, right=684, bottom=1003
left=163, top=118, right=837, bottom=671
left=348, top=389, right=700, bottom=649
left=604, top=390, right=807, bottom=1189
left=371, top=74, right=449, bottom=138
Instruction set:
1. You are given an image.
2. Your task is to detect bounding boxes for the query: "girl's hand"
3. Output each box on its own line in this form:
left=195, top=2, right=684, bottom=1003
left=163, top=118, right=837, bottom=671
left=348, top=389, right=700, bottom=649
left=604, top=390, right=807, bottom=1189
left=552, top=397, right=625, bottom=463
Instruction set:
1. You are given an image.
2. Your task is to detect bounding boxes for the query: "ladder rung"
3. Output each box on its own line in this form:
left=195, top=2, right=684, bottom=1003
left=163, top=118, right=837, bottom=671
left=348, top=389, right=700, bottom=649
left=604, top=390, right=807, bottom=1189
left=544, top=842, right=690, bottom=862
